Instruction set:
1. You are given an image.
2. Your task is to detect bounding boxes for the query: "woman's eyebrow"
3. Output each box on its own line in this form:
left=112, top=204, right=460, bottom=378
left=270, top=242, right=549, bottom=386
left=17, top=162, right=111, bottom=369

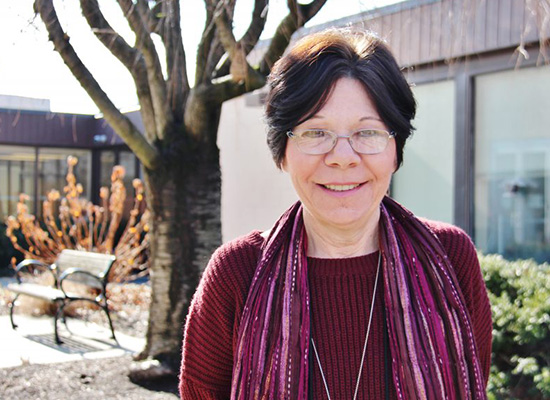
left=359, top=116, right=383, bottom=122
left=308, top=115, right=381, bottom=121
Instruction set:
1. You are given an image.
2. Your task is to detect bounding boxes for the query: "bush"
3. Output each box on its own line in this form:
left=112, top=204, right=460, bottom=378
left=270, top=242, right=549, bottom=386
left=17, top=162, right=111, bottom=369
left=481, top=254, right=550, bottom=399
left=0, top=223, right=19, bottom=277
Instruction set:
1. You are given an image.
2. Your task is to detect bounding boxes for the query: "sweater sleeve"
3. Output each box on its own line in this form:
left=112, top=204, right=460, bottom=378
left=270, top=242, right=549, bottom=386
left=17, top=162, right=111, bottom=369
left=179, top=232, right=262, bottom=399
left=428, top=221, right=493, bottom=386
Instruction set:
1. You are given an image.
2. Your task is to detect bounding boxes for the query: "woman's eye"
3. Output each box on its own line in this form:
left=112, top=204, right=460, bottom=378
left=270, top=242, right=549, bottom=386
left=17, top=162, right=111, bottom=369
left=356, top=130, right=377, bottom=138
left=302, top=130, right=328, bottom=139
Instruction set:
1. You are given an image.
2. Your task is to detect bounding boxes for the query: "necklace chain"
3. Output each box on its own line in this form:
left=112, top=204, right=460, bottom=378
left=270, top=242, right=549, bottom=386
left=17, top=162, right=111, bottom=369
left=310, top=252, right=382, bottom=400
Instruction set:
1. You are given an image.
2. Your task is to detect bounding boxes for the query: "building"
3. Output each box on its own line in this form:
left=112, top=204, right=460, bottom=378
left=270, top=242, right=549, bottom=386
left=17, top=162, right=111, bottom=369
left=218, top=0, right=550, bottom=263
left=1, top=0, right=549, bottom=263
left=0, top=95, right=142, bottom=219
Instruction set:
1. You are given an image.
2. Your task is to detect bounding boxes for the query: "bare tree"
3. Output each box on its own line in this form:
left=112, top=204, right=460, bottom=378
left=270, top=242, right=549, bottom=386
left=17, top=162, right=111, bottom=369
left=33, top=0, right=327, bottom=379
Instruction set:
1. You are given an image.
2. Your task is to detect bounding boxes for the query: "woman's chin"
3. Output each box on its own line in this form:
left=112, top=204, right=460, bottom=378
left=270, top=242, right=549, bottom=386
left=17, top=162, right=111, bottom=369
left=308, top=208, right=376, bottom=230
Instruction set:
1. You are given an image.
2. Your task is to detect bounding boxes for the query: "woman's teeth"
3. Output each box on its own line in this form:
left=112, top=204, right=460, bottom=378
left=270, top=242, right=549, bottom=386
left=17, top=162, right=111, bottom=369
left=323, top=184, right=360, bottom=191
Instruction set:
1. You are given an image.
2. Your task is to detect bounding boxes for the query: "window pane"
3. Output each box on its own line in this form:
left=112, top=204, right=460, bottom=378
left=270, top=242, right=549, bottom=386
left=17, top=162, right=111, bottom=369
left=392, top=80, right=455, bottom=223
left=0, top=146, right=36, bottom=220
left=119, top=151, right=137, bottom=213
left=475, top=66, right=550, bottom=262
left=100, top=151, right=116, bottom=188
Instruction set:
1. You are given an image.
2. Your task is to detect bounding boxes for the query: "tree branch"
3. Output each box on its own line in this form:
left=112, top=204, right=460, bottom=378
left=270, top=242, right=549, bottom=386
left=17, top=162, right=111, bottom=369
left=196, top=0, right=236, bottom=85
left=210, top=68, right=267, bottom=103
left=195, top=0, right=216, bottom=85
left=118, top=0, right=173, bottom=139
left=79, top=0, right=158, bottom=142
left=157, top=0, right=189, bottom=124
left=203, top=37, right=226, bottom=83
left=260, top=0, right=328, bottom=75
left=134, top=0, right=160, bottom=33
left=213, top=0, right=269, bottom=78
left=34, top=0, right=160, bottom=170
left=213, top=1, right=253, bottom=84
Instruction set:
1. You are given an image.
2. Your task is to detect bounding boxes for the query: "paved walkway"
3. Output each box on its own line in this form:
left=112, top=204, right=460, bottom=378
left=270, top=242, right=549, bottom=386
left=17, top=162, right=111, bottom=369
left=0, top=276, right=145, bottom=369
left=0, top=314, right=145, bottom=369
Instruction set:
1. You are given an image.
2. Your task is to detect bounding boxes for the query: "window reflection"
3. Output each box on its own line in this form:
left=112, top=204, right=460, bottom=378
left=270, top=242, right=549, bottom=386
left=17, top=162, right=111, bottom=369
left=475, top=66, right=550, bottom=263
left=0, top=146, right=36, bottom=220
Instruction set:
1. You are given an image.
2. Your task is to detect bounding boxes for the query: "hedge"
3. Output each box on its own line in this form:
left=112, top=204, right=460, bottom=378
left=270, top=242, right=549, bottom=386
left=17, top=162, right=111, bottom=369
left=481, top=254, right=550, bottom=399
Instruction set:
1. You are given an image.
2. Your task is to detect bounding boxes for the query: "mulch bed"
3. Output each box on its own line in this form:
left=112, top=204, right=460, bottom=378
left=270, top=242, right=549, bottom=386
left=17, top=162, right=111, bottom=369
left=0, top=355, right=179, bottom=400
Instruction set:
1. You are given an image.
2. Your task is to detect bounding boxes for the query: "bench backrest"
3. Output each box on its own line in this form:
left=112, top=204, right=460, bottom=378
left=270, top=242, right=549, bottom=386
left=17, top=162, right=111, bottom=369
left=55, top=250, right=116, bottom=288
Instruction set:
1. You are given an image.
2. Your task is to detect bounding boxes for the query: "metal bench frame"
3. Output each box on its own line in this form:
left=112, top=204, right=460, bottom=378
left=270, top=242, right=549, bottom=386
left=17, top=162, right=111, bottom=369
left=7, top=250, right=117, bottom=344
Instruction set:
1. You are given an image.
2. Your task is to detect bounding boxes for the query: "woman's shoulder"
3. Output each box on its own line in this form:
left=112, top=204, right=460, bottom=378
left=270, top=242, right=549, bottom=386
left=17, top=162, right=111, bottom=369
left=208, top=230, right=265, bottom=271
left=418, top=217, right=480, bottom=283
left=200, top=230, right=265, bottom=298
left=419, top=218, right=476, bottom=255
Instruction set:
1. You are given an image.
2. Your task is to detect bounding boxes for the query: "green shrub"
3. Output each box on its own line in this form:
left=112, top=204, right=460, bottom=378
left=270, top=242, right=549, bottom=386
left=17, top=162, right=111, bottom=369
left=481, top=254, right=550, bottom=399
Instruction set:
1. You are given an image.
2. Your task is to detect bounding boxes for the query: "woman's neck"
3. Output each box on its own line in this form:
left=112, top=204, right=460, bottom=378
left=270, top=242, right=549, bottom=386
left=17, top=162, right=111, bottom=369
left=303, top=209, right=380, bottom=258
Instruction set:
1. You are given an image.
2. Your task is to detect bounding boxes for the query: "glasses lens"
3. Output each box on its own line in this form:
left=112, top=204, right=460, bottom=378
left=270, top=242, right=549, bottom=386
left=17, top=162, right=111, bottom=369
left=295, top=130, right=334, bottom=154
left=352, top=130, right=390, bottom=154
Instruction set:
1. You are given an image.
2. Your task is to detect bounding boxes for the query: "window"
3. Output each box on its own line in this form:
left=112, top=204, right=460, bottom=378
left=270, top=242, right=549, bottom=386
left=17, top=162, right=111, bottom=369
left=119, top=150, right=138, bottom=215
left=475, top=66, right=550, bottom=262
left=0, top=146, right=36, bottom=220
left=392, top=80, right=456, bottom=223
left=99, top=150, right=116, bottom=188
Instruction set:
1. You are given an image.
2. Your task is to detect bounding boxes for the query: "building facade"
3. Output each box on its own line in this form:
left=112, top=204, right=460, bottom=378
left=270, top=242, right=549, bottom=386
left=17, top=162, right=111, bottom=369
left=219, top=0, right=550, bottom=263
left=0, top=96, right=141, bottom=220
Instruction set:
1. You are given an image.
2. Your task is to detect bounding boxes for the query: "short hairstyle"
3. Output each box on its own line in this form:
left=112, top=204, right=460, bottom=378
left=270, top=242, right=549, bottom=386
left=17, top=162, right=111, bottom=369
left=265, top=28, right=416, bottom=169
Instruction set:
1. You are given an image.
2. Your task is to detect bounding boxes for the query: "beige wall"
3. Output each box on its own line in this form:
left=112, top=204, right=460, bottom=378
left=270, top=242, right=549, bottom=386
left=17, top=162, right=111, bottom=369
left=392, top=80, right=456, bottom=223
left=218, top=92, right=297, bottom=242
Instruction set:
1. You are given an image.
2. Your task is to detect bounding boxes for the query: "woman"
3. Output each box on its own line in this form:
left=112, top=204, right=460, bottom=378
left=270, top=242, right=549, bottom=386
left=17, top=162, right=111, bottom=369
left=179, top=28, right=492, bottom=399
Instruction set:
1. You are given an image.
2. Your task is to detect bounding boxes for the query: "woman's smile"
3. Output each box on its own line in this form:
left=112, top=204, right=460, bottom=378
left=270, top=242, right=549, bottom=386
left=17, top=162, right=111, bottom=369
left=320, top=182, right=364, bottom=192
left=283, top=77, right=396, bottom=231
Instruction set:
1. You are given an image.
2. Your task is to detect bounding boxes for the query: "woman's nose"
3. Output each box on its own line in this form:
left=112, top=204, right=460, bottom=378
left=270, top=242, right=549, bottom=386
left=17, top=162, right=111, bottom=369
left=324, top=136, right=361, bottom=168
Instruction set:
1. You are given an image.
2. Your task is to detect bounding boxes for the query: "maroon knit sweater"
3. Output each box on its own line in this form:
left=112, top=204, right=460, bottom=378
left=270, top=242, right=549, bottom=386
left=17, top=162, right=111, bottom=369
left=179, top=220, right=493, bottom=399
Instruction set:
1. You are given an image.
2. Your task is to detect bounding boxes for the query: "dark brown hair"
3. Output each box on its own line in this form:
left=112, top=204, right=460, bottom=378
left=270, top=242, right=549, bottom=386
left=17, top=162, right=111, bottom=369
left=265, top=28, right=416, bottom=169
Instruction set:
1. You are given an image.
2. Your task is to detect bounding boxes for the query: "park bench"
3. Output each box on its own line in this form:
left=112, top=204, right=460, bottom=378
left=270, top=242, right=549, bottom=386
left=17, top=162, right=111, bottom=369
left=6, top=249, right=117, bottom=344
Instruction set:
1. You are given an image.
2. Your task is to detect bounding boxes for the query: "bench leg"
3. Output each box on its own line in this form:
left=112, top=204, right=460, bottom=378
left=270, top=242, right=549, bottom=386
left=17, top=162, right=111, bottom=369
left=8, top=294, right=20, bottom=330
left=102, top=304, right=118, bottom=344
left=54, top=301, right=67, bottom=344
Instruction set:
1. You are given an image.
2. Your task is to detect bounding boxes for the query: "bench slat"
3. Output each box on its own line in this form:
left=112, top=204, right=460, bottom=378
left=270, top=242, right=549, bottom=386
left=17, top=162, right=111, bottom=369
left=7, top=282, right=64, bottom=301
left=56, top=250, right=115, bottom=275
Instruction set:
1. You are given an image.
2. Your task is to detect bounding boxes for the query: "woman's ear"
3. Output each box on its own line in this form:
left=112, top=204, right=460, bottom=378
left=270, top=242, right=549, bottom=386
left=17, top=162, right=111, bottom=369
left=280, top=157, right=288, bottom=172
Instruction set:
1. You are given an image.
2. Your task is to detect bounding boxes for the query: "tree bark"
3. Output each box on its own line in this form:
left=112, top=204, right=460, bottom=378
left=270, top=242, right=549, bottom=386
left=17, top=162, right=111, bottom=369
left=133, top=134, right=222, bottom=375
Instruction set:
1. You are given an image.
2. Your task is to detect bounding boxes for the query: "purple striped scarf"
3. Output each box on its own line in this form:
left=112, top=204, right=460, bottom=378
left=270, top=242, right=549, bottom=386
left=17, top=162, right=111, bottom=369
left=231, top=197, right=487, bottom=399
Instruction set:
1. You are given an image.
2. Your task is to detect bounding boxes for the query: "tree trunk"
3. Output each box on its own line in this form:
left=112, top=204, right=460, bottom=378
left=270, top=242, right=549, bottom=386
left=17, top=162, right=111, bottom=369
left=131, top=138, right=222, bottom=378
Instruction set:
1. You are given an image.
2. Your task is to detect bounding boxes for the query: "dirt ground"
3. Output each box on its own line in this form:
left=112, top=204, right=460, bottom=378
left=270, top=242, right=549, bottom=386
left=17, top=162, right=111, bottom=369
left=0, top=355, right=180, bottom=400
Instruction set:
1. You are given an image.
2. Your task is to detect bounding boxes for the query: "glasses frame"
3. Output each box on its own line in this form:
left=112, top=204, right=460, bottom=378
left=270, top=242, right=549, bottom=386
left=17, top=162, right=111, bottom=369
left=286, top=129, right=396, bottom=155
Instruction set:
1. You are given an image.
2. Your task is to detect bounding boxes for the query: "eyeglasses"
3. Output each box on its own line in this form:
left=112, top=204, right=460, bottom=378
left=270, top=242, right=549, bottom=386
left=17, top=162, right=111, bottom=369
left=286, top=129, right=395, bottom=155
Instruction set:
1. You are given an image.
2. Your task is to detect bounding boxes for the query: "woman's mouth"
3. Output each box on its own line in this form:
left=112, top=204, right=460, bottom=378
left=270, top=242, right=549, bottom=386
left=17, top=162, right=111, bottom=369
left=322, top=183, right=362, bottom=192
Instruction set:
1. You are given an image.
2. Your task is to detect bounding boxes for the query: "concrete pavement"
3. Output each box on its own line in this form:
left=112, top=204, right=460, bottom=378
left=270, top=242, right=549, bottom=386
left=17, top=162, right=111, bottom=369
left=0, top=276, right=145, bottom=369
left=0, top=313, right=145, bottom=369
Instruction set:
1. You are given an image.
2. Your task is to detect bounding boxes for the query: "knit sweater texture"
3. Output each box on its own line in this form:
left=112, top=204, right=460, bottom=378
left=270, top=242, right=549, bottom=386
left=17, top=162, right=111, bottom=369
left=179, top=220, right=492, bottom=399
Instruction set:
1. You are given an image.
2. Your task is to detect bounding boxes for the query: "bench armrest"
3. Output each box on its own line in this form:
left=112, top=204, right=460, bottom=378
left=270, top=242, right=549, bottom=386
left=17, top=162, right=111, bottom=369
left=58, top=268, right=107, bottom=299
left=13, top=259, right=57, bottom=286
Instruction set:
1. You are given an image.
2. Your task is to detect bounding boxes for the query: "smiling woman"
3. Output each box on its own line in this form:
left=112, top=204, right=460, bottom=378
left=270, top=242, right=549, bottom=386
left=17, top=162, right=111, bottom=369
left=283, top=78, right=396, bottom=257
left=179, top=28, right=492, bottom=400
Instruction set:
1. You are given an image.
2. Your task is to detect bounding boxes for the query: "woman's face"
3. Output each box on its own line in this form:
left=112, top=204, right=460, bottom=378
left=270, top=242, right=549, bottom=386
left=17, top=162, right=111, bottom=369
left=282, top=77, right=397, bottom=231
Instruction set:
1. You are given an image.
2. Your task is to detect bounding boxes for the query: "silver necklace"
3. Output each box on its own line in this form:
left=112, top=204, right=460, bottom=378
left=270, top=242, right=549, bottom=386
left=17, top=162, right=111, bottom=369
left=310, top=252, right=382, bottom=400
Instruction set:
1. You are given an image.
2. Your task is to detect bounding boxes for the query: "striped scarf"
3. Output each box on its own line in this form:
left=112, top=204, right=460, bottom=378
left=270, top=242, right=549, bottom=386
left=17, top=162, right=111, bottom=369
left=231, top=197, right=487, bottom=399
